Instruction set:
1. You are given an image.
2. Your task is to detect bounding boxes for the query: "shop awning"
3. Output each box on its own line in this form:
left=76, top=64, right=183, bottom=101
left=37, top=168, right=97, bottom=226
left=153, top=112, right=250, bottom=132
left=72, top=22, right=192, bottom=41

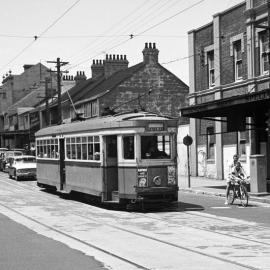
left=180, top=89, right=270, bottom=119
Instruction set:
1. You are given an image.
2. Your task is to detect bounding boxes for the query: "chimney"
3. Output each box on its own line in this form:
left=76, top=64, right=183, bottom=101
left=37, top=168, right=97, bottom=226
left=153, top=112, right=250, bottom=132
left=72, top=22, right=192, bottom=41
left=142, top=42, right=159, bottom=65
left=104, top=54, right=128, bottom=78
left=91, top=59, right=104, bottom=79
left=23, top=64, right=34, bottom=71
left=74, top=71, right=87, bottom=84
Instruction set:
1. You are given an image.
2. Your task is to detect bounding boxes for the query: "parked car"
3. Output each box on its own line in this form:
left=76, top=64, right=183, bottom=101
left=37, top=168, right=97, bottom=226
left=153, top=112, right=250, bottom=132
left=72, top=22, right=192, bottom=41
left=8, top=155, right=36, bottom=181
left=2, top=150, right=23, bottom=172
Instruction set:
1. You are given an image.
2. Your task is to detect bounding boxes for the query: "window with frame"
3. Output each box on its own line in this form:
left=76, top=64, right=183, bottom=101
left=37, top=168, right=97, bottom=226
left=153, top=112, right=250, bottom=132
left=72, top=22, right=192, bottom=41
left=233, top=40, right=243, bottom=80
left=259, top=31, right=269, bottom=74
left=238, top=131, right=246, bottom=157
left=123, top=136, right=134, bottom=160
left=36, top=139, right=59, bottom=159
left=141, top=135, right=171, bottom=159
left=66, top=135, right=100, bottom=161
left=207, top=50, right=215, bottom=87
left=206, top=127, right=215, bottom=160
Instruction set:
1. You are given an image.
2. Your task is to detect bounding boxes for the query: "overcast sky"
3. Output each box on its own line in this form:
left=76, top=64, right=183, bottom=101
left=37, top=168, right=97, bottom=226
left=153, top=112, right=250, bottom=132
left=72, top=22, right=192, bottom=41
left=0, top=0, right=244, bottom=85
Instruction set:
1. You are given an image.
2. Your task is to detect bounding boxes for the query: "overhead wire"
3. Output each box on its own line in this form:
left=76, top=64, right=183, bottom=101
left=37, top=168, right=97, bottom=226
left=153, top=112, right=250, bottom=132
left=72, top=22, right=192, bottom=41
left=67, top=0, right=205, bottom=72
left=66, top=0, right=152, bottom=62
left=0, top=0, right=81, bottom=73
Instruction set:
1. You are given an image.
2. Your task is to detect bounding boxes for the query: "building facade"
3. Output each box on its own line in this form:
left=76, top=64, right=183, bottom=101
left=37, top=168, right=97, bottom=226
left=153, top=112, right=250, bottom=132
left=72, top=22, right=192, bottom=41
left=181, top=0, right=270, bottom=193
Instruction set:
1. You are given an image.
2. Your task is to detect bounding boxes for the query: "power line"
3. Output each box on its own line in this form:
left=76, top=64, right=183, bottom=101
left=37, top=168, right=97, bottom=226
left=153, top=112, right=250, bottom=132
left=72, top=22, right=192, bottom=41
left=137, top=0, right=205, bottom=36
left=67, top=0, right=206, bottom=71
left=0, top=0, right=81, bottom=73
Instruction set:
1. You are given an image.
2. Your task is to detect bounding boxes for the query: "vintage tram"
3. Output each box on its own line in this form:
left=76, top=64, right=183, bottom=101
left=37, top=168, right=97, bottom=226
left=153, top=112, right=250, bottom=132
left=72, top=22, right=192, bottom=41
left=35, top=112, right=178, bottom=206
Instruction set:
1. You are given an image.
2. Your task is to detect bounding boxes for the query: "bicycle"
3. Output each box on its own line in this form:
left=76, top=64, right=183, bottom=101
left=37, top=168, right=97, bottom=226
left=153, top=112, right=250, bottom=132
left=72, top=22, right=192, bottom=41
left=227, top=176, right=249, bottom=207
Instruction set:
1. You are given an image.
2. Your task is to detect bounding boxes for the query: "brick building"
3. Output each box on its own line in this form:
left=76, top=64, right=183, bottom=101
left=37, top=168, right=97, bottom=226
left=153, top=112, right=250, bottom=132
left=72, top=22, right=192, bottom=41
left=0, top=63, right=58, bottom=148
left=181, top=0, right=270, bottom=193
left=44, top=43, right=188, bottom=124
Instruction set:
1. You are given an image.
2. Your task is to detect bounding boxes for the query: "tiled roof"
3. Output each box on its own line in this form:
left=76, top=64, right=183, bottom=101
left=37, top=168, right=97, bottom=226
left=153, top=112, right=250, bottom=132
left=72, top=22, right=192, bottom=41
left=73, top=62, right=145, bottom=103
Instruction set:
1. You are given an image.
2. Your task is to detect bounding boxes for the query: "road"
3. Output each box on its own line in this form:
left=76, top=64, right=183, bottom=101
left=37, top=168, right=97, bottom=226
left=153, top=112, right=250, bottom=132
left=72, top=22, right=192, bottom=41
left=0, top=172, right=270, bottom=270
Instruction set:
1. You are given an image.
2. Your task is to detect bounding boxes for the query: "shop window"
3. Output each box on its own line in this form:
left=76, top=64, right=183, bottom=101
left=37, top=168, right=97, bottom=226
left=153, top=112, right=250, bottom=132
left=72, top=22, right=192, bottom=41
left=259, top=31, right=269, bottom=74
left=123, top=136, right=134, bottom=159
left=207, top=50, right=215, bottom=87
left=233, top=40, right=243, bottom=80
left=206, top=127, right=215, bottom=160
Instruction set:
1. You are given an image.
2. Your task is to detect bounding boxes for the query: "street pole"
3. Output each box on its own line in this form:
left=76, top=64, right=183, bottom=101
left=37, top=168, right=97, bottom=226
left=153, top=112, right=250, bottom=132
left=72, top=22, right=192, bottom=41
left=45, top=77, right=50, bottom=126
left=47, top=57, right=68, bottom=125
left=187, top=145, right=191, bottom=188
left=183, top=135, right=193, bottom=188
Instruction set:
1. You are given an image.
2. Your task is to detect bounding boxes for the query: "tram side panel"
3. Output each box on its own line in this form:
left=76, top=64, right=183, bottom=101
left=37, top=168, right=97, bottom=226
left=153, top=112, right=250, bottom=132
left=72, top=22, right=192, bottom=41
left=118, top=167, right=137, bottom=200
left=37, top=160, right=60, bottom=190
left=65, top=161, right=103, bottom=196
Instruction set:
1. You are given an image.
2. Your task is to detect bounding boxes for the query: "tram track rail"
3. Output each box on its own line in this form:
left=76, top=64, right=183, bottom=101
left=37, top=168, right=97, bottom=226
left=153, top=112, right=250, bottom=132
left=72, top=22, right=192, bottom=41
left=0, top=177, right=268, bottom=270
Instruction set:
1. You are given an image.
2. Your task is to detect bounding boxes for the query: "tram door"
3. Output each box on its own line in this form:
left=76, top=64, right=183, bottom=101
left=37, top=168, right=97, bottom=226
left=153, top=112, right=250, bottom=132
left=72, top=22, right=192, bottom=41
left=59, top=138, right=66, bottom=190
left=104, top=135, right=118, bottom=201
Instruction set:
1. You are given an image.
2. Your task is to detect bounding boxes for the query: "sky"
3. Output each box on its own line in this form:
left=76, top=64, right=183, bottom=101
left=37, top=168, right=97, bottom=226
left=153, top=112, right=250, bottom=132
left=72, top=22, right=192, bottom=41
left=0, top=0, right=244, bottom=85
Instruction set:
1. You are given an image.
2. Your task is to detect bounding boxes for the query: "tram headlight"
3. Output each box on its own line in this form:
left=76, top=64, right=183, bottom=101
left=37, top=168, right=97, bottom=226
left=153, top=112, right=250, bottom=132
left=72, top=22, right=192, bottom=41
left=167, top=166, right=176, bottom=185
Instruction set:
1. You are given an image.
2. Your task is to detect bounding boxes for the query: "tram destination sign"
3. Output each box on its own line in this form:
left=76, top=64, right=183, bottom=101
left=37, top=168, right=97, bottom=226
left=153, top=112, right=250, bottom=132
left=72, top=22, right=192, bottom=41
left=147, top=123, right=164, bottom=131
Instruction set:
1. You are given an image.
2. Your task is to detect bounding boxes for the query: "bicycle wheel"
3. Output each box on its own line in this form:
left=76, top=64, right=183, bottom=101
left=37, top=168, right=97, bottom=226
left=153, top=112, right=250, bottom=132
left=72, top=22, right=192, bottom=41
left=227, top=186, right=235, bottom=205
left=240, top=185, right=248, bottom=207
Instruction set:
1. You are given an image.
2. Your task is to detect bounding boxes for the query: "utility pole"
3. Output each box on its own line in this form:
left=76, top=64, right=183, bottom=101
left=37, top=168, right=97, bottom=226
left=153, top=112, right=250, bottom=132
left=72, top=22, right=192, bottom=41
left=47, top=57, right=68, bottom=124
left=45, top=77, right=50, bottom=126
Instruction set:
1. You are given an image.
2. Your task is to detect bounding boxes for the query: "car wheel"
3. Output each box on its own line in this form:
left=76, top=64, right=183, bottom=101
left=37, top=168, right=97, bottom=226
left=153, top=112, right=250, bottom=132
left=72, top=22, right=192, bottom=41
left=14, top=172, right=19, bottom=181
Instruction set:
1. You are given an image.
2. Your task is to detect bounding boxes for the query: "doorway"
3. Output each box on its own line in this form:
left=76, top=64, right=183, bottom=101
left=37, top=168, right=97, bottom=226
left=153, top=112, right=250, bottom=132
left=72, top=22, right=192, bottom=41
left=59, top=138, right=66, bottom=190
left=104, top=135, right=118, bottom=201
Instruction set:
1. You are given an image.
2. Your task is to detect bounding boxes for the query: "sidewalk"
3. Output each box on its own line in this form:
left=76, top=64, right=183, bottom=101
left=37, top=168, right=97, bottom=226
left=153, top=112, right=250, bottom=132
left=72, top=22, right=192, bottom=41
left=178, top=176, right=270, bottom=204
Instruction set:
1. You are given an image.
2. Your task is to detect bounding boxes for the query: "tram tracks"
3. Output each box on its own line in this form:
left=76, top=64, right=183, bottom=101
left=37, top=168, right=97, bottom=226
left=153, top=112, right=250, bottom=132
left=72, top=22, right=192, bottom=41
left=0, top=178, right=269, bottom=270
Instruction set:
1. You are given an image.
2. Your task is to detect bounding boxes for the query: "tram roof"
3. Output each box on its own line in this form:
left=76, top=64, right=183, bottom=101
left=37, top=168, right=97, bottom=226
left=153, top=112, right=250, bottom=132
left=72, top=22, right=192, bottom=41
left=35, top=112, right=178, bottom=137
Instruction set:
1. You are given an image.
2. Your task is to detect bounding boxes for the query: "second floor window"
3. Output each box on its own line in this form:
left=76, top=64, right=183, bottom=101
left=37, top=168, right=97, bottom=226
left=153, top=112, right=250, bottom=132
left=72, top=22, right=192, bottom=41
left=260, top=31, right=269, bottom=74
left=207, top=51, right=215, bottom=87
left=233, top=40, right=243, bottom=81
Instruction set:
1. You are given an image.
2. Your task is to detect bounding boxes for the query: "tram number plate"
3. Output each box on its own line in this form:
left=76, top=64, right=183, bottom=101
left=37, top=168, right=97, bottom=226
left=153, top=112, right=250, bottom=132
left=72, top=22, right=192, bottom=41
left=147, top=123, right=164, bottom=131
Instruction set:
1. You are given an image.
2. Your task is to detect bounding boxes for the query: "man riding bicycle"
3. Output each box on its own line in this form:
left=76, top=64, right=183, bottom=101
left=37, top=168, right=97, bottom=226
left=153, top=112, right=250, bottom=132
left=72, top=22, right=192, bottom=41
left=225, top=160, right=246, bottom=205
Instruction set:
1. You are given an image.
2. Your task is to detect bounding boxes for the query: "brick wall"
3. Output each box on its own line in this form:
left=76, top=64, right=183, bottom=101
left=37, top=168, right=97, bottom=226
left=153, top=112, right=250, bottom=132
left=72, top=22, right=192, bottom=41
left=194, top=23, right=214, bottom=92
left=99, top=64, right=188, bottom=117
left=220, top=4, right=247, bottom=85
left=253, top=0, right=266, bottom=7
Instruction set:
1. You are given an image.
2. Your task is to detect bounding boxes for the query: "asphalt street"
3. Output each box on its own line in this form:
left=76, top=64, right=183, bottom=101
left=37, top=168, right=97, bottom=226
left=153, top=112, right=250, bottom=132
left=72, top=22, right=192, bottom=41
left=0, top=172, right=270, bottom=270
left=177, top=191, right=270, bottom=227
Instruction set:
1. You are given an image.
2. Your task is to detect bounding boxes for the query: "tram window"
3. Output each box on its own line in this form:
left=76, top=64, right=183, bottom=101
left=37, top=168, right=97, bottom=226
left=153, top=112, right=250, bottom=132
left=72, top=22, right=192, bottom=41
left=141, top=135, right=171, bottom=159
left=76, top=144, right=82, bottom=159
left=123, top=136, right=134, bottom=159
left=88, top=143, right=93, bottom=160
left=66, top=143, right=71, bottom=159
left=71, top=144, right=76, bottom=159
left=82, top=143, right=87, bottom=160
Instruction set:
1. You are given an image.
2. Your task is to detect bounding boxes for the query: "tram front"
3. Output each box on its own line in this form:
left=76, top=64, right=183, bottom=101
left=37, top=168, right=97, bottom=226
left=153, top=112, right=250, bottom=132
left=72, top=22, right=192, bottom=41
left=117, top=117, right=178, bottom=205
